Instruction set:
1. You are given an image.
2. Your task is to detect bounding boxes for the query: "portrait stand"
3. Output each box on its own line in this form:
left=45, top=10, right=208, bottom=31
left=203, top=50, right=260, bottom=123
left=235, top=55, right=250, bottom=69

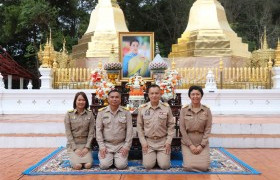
left=90, top=81, right=182, bottom=151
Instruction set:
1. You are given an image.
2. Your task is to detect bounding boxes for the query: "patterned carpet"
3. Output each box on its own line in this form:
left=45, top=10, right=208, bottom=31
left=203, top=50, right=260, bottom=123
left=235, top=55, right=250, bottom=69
left=23, top=147, right=260, bottom=175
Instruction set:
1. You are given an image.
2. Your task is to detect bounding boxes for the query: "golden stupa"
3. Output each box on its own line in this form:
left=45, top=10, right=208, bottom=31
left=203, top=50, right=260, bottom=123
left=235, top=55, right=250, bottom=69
left=169, top=0, right=251, bottom=67
left=72, top=0, right=128, bottom=68
left=251, top=27, right=276, bottom=67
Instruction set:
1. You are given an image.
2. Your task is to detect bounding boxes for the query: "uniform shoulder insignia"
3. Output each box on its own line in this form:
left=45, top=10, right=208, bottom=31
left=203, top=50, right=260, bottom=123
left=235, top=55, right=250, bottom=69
left=121, top=106, right=130, bottom=111
left=182, top=104, right=189, bottom=109
left=140, top=104, right=148, bottom=108
left=163, top=102, right=169, bottom=107
left=98, top=107, right=106, bottom=112
left=202, top=104, right=209, bottom=108
left=87, top=108, right=92, bottom=112
left=68, top=109, right=74, bottom=113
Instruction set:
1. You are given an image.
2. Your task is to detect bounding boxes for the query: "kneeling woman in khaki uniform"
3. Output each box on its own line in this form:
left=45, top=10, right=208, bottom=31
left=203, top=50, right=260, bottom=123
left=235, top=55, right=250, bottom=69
left=179, top=86, right=212, bottom=172
left=64, top=92, right=95, bottom=170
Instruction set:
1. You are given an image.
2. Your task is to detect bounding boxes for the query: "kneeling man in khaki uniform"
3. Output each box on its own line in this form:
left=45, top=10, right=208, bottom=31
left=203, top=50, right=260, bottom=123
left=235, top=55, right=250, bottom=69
left=137, top=84, right=175, bottom=169
left=96, top=90, right=133, bottom=169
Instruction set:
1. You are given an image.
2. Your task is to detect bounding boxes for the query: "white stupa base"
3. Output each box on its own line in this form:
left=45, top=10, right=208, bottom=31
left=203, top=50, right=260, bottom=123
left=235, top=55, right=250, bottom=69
left=39, top=68, right=53, bottom=89
left=272, top=67, right=280, bottom=89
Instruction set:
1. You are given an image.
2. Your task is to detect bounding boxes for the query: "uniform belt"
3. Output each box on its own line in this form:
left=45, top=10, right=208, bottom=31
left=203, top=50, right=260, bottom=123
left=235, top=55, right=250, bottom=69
left=74, top=136, right=87, bottom=142
left=146, top=136, right=166, bottom=140
left=74, top=136, right=87, bottom=139
left=187, top=131, right=203, bottom=134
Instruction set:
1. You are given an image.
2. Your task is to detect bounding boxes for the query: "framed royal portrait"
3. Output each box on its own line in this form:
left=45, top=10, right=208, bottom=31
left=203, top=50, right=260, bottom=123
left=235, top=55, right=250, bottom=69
left=119, top=32, right=154, bottom=81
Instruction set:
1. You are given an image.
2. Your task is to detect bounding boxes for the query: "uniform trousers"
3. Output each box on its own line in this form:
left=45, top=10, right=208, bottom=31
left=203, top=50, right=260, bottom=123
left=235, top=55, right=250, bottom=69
left=142, top=137, right=170, bottom=170
left=98, top=151, right=128, bottom=170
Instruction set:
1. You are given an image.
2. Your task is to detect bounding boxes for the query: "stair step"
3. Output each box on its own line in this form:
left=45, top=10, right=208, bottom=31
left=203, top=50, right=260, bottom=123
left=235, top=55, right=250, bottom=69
left=1, top=114, right=280, bottom=148
left=1, top=133, right=280, bottom=148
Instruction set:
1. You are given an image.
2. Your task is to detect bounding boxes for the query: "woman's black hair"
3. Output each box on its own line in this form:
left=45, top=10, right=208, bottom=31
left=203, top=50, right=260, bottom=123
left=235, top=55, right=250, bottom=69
left=130, top=38, right=139, bottom=45
left=73, top=92, right=89, bottom=109
left=188, top=85, right=204, bottom=97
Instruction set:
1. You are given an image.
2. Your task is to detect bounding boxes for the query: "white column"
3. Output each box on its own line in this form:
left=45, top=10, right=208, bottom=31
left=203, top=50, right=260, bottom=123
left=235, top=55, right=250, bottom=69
left=272, top=67, right=280, bottom=89
left=20, top=77, right=24, bottom=89
left=0, top=73, right=5, bottom=90
left=8, top=75, right=12, bottom=89
left=39, top=68, right=53, bottom=89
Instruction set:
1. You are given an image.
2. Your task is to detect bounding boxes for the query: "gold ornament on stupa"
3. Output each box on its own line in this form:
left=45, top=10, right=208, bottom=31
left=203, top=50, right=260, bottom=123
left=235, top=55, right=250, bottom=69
left=104, top=45, right=122, bottom=85
left=251, top=27, right=275, bottom=67
left=38, top=30, right=57, bottom=68
left=169, top=0, right=251, bottom=59
left=274, top=38, right=280, bottom=67
left=72, top=0, right=129, bottom=67
left=38, top=30, right=73, bottom=68
left=56, top=39, right=73, bottom=68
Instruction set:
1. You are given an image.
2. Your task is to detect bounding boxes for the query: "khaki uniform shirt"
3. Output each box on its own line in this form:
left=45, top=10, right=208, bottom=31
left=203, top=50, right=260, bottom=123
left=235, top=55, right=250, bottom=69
left=96, top=106, right=133, bottom=153
left=179, top=104, right=212, bottom=147
left=137, top=101, right=175, bottom=146
left=64, top=109, right=95, bottom=150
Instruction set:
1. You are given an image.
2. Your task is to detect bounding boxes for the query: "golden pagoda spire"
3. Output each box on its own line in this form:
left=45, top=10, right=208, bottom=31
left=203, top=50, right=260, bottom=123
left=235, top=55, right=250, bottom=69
left=39, top=43, right=42, bottom=51
left=275, top=37, right=280, bottom=67
left=171, top=57, right=176, bottom=70
left=41, top=39, right=51, bottom=68
left=108, top=44, right=117, bottom=63
left=62, top=38, right=67, bottom=54
left=49, top=29, right=52, bottom=45
left=98, top=61, right=103, bottom=69
left=37, top=44, right=44, bottom=64
left=262, top=26, right=268, bottom=50
left=58, top=38, right=69, bottom=68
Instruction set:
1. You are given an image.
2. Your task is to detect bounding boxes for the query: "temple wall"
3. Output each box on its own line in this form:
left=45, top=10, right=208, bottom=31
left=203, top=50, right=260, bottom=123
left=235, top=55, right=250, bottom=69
left=1, top=89, right=280, bottom=115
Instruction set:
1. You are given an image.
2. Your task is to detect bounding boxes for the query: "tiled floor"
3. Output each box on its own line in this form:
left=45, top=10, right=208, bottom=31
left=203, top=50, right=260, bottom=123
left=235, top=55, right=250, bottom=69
left=0, top=148, right=280, bottom=180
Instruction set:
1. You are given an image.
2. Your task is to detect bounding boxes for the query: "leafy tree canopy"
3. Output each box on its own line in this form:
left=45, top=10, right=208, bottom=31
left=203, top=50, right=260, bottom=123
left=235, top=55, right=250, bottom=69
left=0, top=0, right=279, bottom=73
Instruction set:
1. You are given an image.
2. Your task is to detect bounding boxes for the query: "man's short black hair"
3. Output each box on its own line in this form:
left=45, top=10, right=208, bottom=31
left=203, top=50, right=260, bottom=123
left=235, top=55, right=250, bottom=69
left=147, top=84, right=161, bottom=93
left=188, top=85, right=204, bottom=97
left=108, top=89, right=121, bottom=96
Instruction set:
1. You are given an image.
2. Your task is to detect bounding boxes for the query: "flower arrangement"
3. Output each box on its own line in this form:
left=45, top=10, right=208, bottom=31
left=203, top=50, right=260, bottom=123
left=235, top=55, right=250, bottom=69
left=126, top=74, right=146, bottom=96
left=95, top=80, right=115, bottom=100
left=90, top=67, right=114, bottom=101
left=159, top=70, right=181, bottom=101
left=90, top=68, right=105, bottom=84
